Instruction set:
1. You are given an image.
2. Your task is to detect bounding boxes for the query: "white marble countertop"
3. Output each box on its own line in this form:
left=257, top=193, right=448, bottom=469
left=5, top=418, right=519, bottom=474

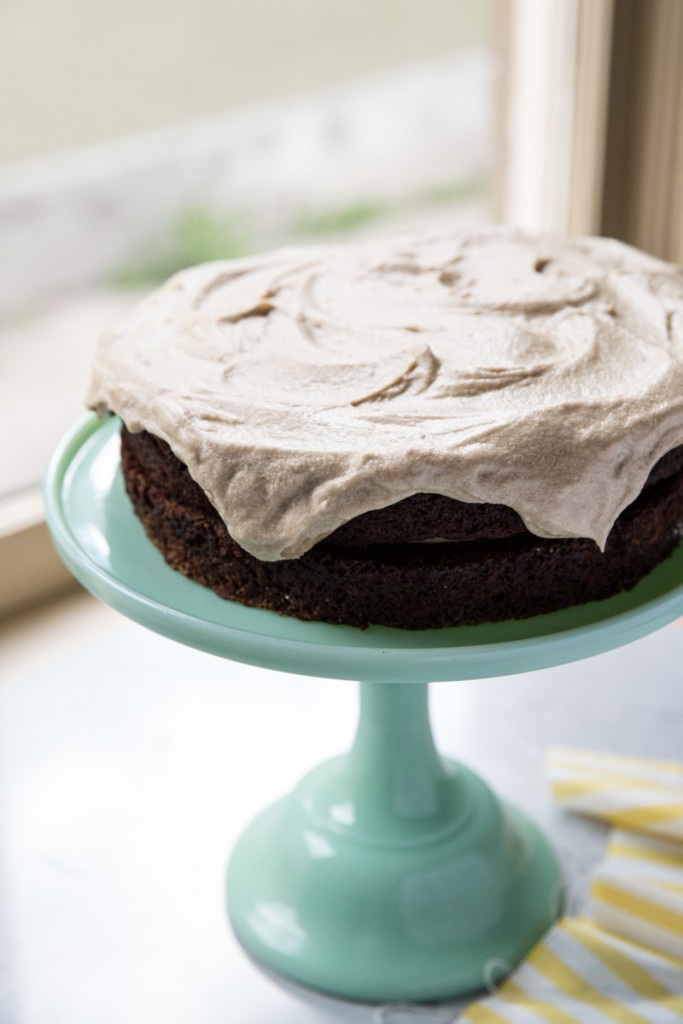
left=1, top=604, right=682, bottom=1024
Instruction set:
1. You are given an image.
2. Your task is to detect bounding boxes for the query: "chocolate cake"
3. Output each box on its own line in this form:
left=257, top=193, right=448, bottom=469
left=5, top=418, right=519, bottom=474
left=87, top=228, right=683, bottom=629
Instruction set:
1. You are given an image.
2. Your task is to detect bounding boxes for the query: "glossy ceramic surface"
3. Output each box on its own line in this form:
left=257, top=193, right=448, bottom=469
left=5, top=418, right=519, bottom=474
left=43, top=414, right=683, bottom=1001
left=228, top=681, right=561, bottom=1001
left=45, top=414, right=683, bottom=684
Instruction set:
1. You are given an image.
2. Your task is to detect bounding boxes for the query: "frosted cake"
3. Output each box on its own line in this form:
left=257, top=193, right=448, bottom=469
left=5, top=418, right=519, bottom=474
left=87, top=228, right=683, bottom=628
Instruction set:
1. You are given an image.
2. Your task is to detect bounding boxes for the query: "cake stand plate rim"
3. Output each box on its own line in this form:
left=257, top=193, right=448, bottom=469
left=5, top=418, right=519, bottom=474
left=44, top=413, right=683, bottom=682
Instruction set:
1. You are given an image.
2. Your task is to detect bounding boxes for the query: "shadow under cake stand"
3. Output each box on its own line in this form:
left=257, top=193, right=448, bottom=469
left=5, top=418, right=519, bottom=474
left=45, top=414, right=683, bottom=1003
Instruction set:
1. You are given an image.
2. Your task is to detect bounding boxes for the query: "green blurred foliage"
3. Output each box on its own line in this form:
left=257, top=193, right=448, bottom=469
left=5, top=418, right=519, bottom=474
left=114, top=208, right=251, bottom=288
left=113, top=176, right=483, bottom=287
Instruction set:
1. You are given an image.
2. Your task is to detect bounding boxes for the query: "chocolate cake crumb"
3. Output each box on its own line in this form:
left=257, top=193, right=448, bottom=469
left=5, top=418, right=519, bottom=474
left=120, top=427, right=683, bottom=630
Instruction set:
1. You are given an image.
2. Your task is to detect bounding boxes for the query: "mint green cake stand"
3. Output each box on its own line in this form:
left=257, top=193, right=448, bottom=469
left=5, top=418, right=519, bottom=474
left=45, top=415, right=683, bottom=1003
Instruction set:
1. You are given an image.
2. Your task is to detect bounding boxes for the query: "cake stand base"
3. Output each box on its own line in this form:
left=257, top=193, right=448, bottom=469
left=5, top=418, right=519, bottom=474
left=227, top=680, right=561, bottom=1002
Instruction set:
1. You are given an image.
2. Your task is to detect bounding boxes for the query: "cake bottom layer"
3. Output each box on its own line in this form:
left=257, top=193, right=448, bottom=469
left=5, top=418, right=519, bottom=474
left=120, top=429, right=683, bottom=630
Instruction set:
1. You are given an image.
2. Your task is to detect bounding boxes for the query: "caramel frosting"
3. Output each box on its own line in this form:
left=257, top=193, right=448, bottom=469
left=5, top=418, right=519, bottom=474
left=87, top=228, right=683, bottom=561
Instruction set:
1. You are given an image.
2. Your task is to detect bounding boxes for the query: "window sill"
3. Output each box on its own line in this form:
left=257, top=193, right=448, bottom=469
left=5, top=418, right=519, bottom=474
left=0, top=487, right=79, bottom=621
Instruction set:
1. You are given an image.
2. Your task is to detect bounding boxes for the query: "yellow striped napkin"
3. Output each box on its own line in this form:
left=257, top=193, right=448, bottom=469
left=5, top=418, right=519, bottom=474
left=545, top=748, right=683, bottom=842
left=459, top=750, right=683, bottom=1024
left=589, top=828, right=683, bottom=962
left=461, top=916, right=683, bottom=1024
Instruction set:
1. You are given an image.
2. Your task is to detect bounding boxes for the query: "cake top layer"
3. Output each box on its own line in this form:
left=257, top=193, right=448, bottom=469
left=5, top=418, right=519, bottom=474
left=87, top=227, right=683, bottom=560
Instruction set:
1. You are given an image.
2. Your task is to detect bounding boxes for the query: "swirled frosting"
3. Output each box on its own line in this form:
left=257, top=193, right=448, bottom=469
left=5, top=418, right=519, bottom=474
left=87, top=227, right=683, bottom=561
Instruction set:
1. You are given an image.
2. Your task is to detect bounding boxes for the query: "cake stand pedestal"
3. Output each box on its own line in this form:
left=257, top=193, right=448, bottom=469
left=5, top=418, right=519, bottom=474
left=45, top=415, right=683, bottom=1003
left=226, top=678, right=559, bottom=1001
